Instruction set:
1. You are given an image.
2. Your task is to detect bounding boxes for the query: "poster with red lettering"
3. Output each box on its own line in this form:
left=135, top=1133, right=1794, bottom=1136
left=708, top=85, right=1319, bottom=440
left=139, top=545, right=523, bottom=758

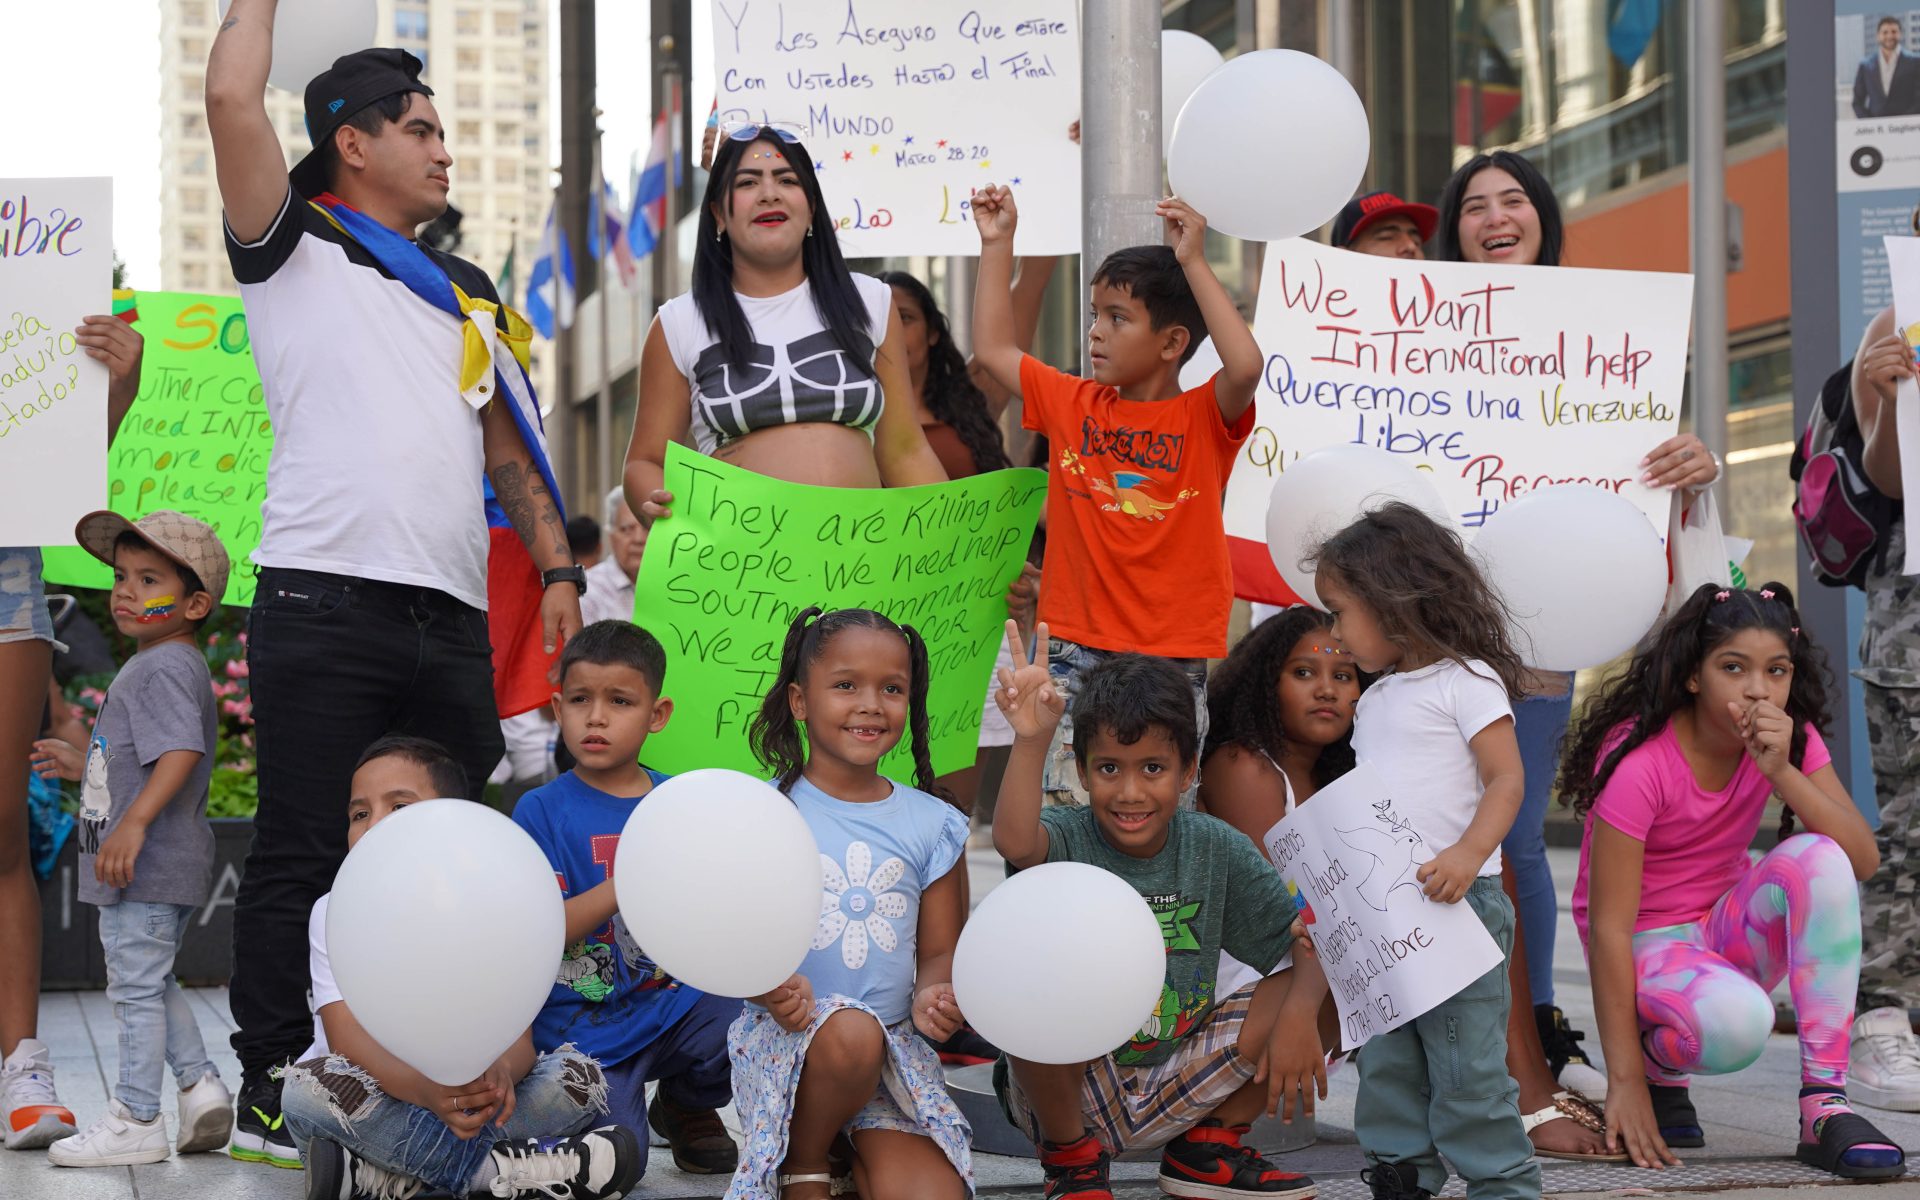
left=1215, top=238, right=1692, bottom=604
left=0, top=178, right=112, bottom=545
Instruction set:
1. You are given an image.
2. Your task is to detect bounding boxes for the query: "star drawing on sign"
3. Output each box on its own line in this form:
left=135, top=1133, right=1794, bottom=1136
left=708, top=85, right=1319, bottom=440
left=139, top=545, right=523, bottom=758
left=869, top=144, right=879, bottom=155
left=842, top=150, right=853, bottom=162
left=1011, top=177, right=1022, bottom=185
left=904, top=135, right=914, bottom=144
left=937, top=138, right=948, bottom=147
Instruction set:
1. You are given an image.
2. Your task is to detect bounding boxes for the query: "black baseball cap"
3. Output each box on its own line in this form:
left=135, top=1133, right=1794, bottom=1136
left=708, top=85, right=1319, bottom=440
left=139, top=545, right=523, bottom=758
left=288, top=48, right=434, bottom=198
left=1331, top=191, right=1439, bottom=248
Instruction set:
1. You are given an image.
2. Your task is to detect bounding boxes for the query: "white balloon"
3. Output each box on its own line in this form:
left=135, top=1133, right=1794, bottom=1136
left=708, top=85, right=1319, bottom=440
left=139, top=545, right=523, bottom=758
left=1161, top=32, right=1225, bottom=155
left=1168, top=49, right=1370, bottom=242
left=218, top=0, right=379, bottom=94
left=328, top=801, right=563, bottom=1086
left=1473, top=486, right=1668, bottom=671
left=614, top=770, right=822, bottom=999
left=1264, top=444, right=1452, bottom=608
left=952, top=863, right=1165, bottom=1065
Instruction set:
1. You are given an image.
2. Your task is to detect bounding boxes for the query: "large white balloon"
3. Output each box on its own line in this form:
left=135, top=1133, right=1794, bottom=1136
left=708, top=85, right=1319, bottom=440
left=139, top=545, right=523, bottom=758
left=1473, top=486, right=1668, bottom=671
left=1167, top=49, right=1370, bottom=242
left=1265, top=444, right=1452, bottom=609
left=953, top=863, right=1165, bottom=1065
left=1161, top=32, right=1225, bottom=155
left=218, top=0, right=379, bottom=94
left=614, top=770, right=822, bottom=999
left=328, top=800, right=563, bottom=1086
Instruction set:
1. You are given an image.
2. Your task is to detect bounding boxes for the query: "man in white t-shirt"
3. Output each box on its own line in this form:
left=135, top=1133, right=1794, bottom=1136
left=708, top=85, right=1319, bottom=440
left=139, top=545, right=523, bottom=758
left=580, top=487, right=645, bottom=627
left=206, top=5, right=584, bottom=1164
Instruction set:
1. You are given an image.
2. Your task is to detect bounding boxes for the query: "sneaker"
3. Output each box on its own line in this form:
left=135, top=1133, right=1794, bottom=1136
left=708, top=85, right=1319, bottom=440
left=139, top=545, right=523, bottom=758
left=929, top=1023, right=1001, bottom=1067
left=1536, top=1005, right=1608, bottom=1102
left=1039, top=1132, right=1113, bottom=1200
left=46, top=1100, right=170, bottom=1167
left=1158, top=1120, right=1316, bottom=1199
left=484, top=1125, right=642, bottom=1200
left=305, top=1135, right=425, bottom=1200
left=175, top=1071, right=235, bottom=1155
left=1851, top=1008, right=1920, bottom=1112
left=1646, top=1082, right=1706, bottom=1148
left=229, top=1064, right=300, bottom=1168
left=1, top=1038, right=76, bottom=1150
left=1360, top=1161, right=1433, bottom=1200
left=647, top=1091, right=738, bottom=1174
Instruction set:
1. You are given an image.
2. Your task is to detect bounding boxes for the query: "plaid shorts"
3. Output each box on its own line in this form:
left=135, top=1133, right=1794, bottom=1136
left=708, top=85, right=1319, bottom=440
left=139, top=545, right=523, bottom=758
left=1040, top=637, right=1208, bottom=808
left=995, top=984, right=1258, bottom=1154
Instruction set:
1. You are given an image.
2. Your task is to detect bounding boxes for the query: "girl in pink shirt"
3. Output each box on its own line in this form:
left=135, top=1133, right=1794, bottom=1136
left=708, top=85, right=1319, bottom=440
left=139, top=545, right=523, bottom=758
left=1560, top=583, right=1903, bottom=1179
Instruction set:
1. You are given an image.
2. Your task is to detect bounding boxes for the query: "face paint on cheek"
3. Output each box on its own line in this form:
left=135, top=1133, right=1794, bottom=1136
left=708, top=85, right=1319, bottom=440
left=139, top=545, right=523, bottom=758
left=136, top=596, right=177, bottom=624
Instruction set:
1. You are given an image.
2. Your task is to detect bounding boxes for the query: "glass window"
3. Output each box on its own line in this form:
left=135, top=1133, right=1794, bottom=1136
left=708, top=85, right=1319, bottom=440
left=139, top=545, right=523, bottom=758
left=395, top=8, right=429, bottom=40
left=456, top=8, right=482, bottom=36
left=458, top=47, right=483, bottom=73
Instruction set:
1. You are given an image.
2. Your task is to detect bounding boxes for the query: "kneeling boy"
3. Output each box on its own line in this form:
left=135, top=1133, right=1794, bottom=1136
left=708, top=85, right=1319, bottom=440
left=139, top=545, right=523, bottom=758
left=512, top=621, right=740, bottom=1176
left=991, top=627, right=1330, bottom=1200
left=281, top=736, right=641, bottom=1200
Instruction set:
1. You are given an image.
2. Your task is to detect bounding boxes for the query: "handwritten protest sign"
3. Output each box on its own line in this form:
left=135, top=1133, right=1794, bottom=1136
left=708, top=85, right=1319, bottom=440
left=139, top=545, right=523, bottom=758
left=633, top=443, right=1044, bottom=777
left=711, top=0, right=1080, bottom=257
left=1262, top=762, right=1503, bottom=1051
left=41, top=292, right=268, bottom=604
left=1220, top=239, right=1692, bottom=601
left=0, top=178, right=113, bottom=544
left=1881, top=236, right=1920, bottom=573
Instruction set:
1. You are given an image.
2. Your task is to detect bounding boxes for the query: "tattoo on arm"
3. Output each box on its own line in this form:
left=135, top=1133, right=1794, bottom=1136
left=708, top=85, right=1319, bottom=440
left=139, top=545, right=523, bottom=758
left=219, top=17, right=237, bottom=31
left=490, top=461, right=571, bottom=564
left=527, top=470, right=569, bottom=560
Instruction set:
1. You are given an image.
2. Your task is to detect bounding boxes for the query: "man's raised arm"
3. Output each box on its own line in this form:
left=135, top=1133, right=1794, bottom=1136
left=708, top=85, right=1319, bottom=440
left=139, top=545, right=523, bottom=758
left=206, top=0, right=292, bottom=242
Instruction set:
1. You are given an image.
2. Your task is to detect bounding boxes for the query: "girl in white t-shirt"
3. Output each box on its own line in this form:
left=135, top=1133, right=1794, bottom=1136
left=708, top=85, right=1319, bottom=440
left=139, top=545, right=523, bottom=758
left=1558, top=584, right=1901, bottom=1178
left=1310, top=501, right=1538, bottom=1200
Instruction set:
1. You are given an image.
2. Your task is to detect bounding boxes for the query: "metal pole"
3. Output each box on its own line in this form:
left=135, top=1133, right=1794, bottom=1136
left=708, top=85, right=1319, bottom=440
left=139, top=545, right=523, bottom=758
left=1080, top=0, right=1161, bottom=369
left=1326, top=0, right=1360, bottom=87
left=593, top=124, right=614, bottom=499
left=1689, top=0, right=1728, bottom=509
left=559, top=0, right=597, bottom=513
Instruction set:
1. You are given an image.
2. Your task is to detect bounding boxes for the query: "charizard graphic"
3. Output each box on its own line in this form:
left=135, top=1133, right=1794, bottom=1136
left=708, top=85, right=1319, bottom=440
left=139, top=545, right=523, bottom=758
left=1090, top=472, right=1182, bottom=520
left=1337, top=799, right=1427, bottom=911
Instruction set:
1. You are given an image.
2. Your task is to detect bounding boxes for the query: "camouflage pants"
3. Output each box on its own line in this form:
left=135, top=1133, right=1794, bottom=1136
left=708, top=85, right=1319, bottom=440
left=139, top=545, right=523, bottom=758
left=1859, top=683, right=1920, bottom=1011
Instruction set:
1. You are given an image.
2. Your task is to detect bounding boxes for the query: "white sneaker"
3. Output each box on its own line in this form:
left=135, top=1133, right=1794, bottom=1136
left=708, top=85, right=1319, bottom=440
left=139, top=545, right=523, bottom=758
left=1850, top=1007, right=1920, bottom=1112
left=175, top=1072, right=234, bottom=1154
left=486, top=1125, right=642, bottom=1199
left=46, top=1100, right=171, bottom=1167
left=1, top=1038, right=76, bottom=1150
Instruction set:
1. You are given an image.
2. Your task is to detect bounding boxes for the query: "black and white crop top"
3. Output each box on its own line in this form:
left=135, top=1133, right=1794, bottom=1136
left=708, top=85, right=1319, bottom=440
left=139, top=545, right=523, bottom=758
left=658, top=274, right=894, bottom=455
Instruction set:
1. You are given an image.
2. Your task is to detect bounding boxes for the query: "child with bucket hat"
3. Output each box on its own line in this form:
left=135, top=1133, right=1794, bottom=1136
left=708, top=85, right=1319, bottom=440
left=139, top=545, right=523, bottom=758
left=29, top=511, right=233, bottom=1167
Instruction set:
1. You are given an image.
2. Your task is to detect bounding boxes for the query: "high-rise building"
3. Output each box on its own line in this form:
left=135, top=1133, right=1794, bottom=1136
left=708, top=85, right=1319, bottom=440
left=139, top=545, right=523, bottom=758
left=158, top=0, right=550, bottom=297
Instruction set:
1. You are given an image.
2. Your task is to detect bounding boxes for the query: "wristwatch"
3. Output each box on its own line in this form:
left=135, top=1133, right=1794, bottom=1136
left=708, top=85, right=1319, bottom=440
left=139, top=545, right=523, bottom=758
left=542, top=566, right=588, bottom=595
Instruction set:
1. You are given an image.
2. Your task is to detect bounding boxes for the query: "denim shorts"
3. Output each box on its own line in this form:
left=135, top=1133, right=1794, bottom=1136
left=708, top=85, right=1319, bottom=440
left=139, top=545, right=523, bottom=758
left=1041, top=637, right=1208, bottom=807
left=0, top=547, right=52, bottom=645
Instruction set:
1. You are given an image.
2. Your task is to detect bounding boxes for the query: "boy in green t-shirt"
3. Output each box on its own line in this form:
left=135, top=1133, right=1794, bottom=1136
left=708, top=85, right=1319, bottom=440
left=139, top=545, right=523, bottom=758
left=990, top=623, right=1331, bottom=1200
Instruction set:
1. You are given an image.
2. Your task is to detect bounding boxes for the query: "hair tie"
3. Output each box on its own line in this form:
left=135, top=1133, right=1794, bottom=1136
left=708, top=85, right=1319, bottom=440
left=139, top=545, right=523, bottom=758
left=1760, top=588, right=1776, bottom=600
left=1714, top=590, right=1731, bottom=602
left=1792, top=626, right=1801, bottom=636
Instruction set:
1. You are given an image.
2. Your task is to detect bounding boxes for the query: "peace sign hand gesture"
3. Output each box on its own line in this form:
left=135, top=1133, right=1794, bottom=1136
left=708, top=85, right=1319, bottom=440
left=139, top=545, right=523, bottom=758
left=994, top=620, right=1064, bottom=740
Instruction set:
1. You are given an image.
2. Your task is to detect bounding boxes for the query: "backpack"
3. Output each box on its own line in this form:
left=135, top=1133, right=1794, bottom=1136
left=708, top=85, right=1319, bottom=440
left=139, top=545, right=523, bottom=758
left=1789, top=358, right=1898, bottom=589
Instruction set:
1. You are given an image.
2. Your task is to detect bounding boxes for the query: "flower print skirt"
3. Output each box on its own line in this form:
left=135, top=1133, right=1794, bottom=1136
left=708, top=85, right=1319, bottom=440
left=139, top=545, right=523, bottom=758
left=724, top=995, right=973, bottom=1199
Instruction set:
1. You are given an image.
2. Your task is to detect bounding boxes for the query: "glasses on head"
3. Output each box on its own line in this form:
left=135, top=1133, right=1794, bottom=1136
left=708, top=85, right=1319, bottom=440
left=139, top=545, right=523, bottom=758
left=719, top=120, right=806, bottom=145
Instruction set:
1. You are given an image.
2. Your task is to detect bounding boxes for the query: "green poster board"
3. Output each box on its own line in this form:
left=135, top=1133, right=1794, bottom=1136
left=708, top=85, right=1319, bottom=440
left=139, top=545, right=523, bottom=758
left=632, top=443, right=1046, bottom=779
left=41, top=291, right=268, bottom=604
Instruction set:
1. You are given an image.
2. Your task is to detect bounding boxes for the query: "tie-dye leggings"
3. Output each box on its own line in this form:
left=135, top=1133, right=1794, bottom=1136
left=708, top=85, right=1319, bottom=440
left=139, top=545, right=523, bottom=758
left=1632, top=833, right=1860, bottom=1088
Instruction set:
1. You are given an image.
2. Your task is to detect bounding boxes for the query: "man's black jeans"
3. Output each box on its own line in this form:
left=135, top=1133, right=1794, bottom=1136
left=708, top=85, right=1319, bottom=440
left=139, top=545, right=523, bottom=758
left=229, top=567, right=506, bottom=1078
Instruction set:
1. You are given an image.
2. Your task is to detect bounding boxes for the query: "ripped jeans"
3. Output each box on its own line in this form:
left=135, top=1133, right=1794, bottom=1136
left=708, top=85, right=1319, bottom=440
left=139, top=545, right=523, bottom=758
left=281, top=1045, right=608, bottom=1195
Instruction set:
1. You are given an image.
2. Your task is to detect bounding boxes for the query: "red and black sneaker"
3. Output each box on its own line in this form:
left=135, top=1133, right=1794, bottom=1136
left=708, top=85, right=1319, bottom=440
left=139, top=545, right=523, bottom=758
left=1040, top=1131, right=1114, bottom=1200
left=1158, top=1120, right=1317, bottom=1199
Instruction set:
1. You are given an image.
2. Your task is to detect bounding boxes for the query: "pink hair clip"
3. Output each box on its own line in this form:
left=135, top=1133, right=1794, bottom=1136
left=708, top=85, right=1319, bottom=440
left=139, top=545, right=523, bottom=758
left=1714, top=590, right=1731, bottom=602
left=1760, top=588, right=1776, bottom=600
left=1792, top=626, right=1801, bottom=636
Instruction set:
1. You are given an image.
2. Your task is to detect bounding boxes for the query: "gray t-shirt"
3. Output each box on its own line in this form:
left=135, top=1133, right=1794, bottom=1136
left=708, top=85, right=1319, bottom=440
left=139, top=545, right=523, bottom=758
left=77, top=640, right=217, bottom=908
left=1040, top=806, right=1297, bottom=1066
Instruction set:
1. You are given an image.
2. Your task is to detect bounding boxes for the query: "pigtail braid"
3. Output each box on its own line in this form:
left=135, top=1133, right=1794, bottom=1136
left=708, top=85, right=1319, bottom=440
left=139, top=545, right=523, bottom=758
left=898, top=624, right=949, bottom=806
left=749, top=606, right=822, bottom=794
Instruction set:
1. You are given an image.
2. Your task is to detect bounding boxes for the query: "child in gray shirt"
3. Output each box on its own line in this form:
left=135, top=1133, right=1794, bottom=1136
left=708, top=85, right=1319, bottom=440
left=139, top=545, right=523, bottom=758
left=31, top=511, right=234, bottom=1167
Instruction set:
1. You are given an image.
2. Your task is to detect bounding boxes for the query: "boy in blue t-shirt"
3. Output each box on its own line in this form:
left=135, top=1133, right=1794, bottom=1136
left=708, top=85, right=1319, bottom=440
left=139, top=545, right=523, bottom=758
left=512, top=621, right=740, bottom=1177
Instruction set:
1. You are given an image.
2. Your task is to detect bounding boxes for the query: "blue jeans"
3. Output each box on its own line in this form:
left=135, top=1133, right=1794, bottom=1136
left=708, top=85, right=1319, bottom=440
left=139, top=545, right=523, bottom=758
left=597, top=991, right=739, bottom=1174
left=1504, top=686, right=1572, bottom=1005
left=98, top=901, right=218, bottom=1122
left=281, top=1046, right=608, bottom=1195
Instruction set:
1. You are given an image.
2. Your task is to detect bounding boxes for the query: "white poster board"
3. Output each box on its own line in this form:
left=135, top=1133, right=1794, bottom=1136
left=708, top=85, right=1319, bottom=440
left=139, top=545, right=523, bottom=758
left=0, top=178, right=112, bottom=545
left=710, top=0, right=1081, bottom=257
left=1222, top=239, right=1694, bottom=555
left=1262, top=762, right=1504, bottom=1051
left=1879, top=236, right=1920, bottom=573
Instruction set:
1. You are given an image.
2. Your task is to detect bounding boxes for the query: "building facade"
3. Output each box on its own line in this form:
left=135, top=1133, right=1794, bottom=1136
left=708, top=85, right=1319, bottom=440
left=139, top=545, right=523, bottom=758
left=157, top=0, right=550, bottom=297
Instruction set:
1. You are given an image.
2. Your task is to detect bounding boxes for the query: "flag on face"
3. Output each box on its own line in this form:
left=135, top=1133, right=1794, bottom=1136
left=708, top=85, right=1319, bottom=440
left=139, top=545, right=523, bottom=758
left=591, top=178, right=638, bottom=288
left=527, top=198, right=575, bottom=338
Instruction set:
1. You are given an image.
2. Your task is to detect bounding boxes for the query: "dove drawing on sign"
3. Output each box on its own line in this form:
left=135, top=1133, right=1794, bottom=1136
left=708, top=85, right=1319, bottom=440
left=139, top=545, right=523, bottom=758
left=1337, top=799, right=1427, bottom=912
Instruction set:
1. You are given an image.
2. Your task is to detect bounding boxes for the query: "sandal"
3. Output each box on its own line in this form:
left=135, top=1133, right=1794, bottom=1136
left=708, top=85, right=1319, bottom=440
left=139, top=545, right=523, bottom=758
left=1522, top=1096, right=1627, bottom=1162
left=1796, top=1110, right=1908, bottom=1181
left=1646, top=1083, right=1705, bottom=1148
left=778, top=1171, right=835, bottom=1198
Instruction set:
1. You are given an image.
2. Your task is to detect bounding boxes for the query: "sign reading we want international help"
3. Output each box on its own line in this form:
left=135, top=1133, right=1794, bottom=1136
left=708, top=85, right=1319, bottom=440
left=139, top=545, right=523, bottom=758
left=1215, top=239, right=1695, bottom=602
